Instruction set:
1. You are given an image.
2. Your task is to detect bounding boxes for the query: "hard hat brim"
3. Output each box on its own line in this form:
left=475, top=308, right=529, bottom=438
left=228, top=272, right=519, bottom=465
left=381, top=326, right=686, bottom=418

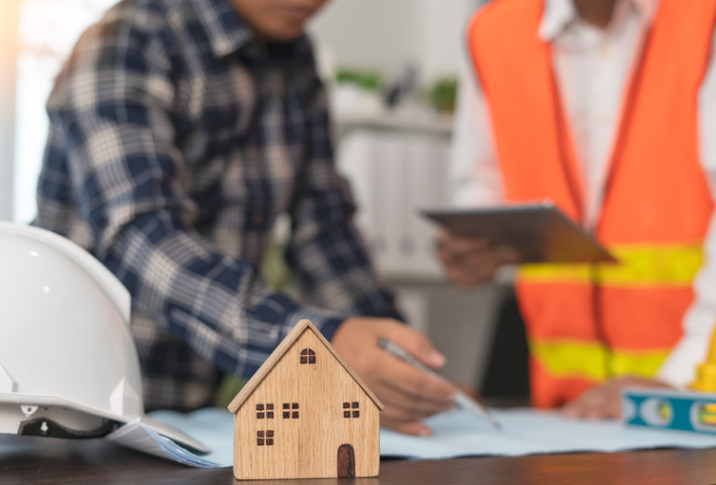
left=0, top=392, right=210, bottom=454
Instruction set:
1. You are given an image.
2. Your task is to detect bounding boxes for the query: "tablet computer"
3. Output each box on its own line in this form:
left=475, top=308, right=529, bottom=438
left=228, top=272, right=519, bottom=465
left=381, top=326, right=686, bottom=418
left=421, top=202, right=616, bottom=264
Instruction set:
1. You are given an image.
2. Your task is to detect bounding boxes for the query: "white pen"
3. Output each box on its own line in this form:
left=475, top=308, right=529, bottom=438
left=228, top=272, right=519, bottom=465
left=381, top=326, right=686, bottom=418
left=378, top=336, right=502, bottom=430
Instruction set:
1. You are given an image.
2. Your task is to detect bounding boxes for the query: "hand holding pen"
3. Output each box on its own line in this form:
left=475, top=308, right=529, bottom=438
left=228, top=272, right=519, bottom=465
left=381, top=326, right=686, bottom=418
left=378, top=336, right=502, bottom=429
left=331, top=318, right=458, bottom=436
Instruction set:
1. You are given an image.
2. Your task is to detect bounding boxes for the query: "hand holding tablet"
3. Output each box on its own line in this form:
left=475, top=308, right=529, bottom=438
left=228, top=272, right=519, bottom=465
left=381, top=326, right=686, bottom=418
left=422, top=202, right=616, bottom=264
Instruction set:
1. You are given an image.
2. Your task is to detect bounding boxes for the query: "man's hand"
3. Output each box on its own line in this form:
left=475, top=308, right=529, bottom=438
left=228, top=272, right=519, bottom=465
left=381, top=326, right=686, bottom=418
left=436, top=229, right=519, bottom=289
left=560, top=376, right=673, bottom=420
left=331, top=317, right=456, bottom=436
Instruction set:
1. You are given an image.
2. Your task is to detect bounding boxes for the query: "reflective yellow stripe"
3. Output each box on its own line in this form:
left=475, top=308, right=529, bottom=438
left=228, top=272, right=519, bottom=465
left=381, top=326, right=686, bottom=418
left=530, top=339, right=670, bottom=380
left=531, top=340, right=608, bottom=380
left=520, top=243, right=704, bottom=286
left=601, top=244, right=703, bottom=285
left=610, top=350, right=670, bottom=376
left=519, top=264, right=593, bottom=284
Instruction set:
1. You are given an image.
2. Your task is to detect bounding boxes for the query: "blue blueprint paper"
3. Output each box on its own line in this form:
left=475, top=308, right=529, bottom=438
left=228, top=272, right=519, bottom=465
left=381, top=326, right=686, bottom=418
left=148, top=408, right=234, bottom=466
left=380, top=408, right=716, bottom=459
left=102, top=406, right=716, bottom=467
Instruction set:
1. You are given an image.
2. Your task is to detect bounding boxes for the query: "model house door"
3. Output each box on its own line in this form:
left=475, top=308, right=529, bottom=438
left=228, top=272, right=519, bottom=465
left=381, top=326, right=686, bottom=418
left=337, top=444, right=355, bottom=478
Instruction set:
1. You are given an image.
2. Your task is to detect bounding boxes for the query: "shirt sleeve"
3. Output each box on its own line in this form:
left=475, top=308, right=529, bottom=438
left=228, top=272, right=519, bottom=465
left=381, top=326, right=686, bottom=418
left=449, top=54, right=505, bottom=207
left=39, top=20, right=368, bottom=381
left=283, top=69, right=401, bottom=329
left=658, top=31, right=716, bottom=387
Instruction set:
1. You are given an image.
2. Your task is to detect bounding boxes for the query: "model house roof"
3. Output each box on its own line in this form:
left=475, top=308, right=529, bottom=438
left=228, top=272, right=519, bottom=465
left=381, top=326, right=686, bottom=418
left=228, top=319, right=385, bottom=414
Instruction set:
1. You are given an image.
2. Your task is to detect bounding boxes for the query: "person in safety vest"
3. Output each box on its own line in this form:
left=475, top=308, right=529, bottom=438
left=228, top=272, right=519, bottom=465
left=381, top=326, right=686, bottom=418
left=437, top=0, right=716, bottom=418
left=33, top=0, right=456, bottom=437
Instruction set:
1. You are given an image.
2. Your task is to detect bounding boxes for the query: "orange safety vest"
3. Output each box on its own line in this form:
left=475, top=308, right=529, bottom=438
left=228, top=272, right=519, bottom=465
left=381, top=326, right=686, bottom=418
left=467, top=0, right=716, bottom=408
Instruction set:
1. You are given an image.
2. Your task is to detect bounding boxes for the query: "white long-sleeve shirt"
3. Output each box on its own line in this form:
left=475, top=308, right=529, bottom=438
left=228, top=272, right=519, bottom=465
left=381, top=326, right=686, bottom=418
left=450, top=0, right=716, bottom=388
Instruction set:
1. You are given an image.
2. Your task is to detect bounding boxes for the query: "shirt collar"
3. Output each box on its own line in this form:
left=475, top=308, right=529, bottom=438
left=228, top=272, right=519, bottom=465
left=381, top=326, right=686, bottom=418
left=189, top=0, right=311, bottom=61
left=189, top=0, right=257, bottom=58
left=539, top=0, right=660, bottom=42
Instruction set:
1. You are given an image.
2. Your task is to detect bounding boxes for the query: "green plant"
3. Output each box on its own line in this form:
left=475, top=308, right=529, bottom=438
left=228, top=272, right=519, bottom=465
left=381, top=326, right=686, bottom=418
left=426, top=76, right=458, bottom=113
left=335, top=68, right=383, bottom=91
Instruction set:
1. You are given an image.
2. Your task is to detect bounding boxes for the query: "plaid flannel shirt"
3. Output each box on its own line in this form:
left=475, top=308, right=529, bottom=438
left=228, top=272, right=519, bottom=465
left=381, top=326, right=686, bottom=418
left=34, top=0, right=399, bottom=411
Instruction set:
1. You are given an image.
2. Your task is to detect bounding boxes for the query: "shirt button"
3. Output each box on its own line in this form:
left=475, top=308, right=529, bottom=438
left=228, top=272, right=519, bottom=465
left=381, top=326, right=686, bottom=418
left=598, top=44, right=609, bottom=58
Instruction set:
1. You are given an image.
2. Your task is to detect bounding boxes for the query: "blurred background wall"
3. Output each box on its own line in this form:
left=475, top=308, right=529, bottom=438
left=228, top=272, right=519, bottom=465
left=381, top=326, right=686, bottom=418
left=310, top=0, right=478, bottom=84
left=0, top=0, right=21, bottom=222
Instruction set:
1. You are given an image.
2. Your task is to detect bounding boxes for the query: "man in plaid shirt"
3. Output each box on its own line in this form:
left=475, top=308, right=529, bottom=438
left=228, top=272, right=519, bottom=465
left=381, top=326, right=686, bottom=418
left=34, top=0, right=455, bottom=436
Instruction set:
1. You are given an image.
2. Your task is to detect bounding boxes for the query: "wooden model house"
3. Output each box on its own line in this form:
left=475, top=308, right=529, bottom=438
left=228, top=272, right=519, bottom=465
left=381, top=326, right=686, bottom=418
left=227, top=319, right=385, bottom=480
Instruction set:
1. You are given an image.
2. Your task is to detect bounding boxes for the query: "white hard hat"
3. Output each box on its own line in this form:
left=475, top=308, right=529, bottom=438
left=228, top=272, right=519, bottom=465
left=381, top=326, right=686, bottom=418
left=0, top=222, right=208, bottom=453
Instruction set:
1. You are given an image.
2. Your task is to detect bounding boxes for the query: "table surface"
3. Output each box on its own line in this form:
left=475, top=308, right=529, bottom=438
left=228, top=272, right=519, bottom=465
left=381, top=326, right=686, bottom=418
left=3, top=435, right=716, bottom=485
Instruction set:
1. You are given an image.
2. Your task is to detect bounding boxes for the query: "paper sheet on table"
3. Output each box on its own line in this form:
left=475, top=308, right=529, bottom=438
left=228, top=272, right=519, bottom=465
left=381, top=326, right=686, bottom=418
left=105, top=411, right=232, bottom=467
left=381, top=408, right=716, bottom=458
left=104, top=407, right=716, bottom=467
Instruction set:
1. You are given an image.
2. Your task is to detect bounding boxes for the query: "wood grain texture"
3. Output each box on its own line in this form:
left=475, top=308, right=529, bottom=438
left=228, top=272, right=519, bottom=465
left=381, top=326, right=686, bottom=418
left=6, top=435, right=716, bottom=485
left=228, top=320, right=383, bottom=413
left=230, top=320, right=380, bottom=480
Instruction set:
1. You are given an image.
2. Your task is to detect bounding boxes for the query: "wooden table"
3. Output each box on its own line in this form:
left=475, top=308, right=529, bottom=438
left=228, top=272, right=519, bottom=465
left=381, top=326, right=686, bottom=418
left=3, top=435, right=716, bottom=485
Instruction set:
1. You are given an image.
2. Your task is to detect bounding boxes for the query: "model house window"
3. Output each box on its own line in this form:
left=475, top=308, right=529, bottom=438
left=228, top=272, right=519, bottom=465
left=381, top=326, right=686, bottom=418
left=282, top=402, right=299, bottom=419
left=256, top=403, right=274, bottom=419
left=257, top=430, right=274, bottom=446
left=343, top=401, right=360, bottom=418
left=300, top=348, right=316, bottom=364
